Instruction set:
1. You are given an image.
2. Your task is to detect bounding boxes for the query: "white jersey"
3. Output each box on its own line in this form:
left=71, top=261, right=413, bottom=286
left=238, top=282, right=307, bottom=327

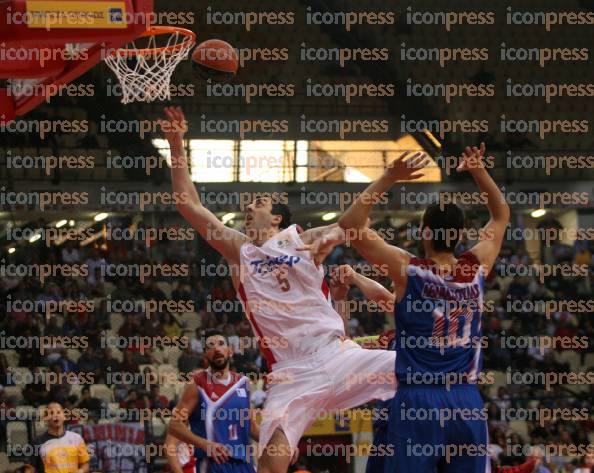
left=238, top=224, right=345, bottom=367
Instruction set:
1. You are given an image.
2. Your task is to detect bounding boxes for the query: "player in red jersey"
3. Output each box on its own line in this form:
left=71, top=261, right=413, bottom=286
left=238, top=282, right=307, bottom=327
left=162, top=107, right=397, bottom=473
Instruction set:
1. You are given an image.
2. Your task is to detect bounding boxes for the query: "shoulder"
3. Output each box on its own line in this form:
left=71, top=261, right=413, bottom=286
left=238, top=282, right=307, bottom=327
left=66, top=430, right=85, bottom=441
left=63, top=431, right=86, bottom=446
left=230, top=372, right=249, bottom=386
left=455, top=251, right=483, bottom=281
left=408, top=256, right=434, bottom=268
left=458, top=250, right=480, bottom=266
left=33, top=432, right=53, bottom=447
left=192, top=370, right=208, bottom=389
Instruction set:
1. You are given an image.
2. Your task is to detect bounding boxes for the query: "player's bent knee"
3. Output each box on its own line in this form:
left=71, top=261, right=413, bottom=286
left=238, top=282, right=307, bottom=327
left=258, top=428, right=292, bottom=473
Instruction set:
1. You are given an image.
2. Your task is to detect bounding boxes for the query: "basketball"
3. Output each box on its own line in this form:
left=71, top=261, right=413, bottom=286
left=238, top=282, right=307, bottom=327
left=191, top=39, right=238, bottom=83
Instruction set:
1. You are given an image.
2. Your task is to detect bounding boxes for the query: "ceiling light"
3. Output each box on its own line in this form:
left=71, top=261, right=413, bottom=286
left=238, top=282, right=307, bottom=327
left=530, top=209, right=546, bottom=218
left=222, top=213, right=235, bottom=224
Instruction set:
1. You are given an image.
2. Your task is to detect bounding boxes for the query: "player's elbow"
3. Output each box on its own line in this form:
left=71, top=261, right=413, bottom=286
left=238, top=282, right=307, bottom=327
left=167, top=419, right=182, bottom=437
left=175, top=201, right=200, bottom=220
left=496, top=200, right=511, bottom=224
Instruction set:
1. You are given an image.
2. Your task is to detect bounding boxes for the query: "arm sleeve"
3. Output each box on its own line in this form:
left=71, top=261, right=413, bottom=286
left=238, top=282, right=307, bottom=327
left=78, top=438, right=90, bottom=465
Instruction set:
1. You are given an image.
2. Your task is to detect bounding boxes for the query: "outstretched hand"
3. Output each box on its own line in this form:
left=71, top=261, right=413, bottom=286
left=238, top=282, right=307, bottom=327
left=296, top=238, right=335, bottom=267
left=383, top=151, right=431, bottom=182
left=159, top=106, right=188, bottom=147
left=457, top=142, right=487, bottom=174
left=329, top=265, right=355, bottom=301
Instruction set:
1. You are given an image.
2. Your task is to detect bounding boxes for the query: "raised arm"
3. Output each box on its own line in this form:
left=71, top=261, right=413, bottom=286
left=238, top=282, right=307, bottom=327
left=339, top=151, right=428, bottom=230
left=338, top=152, right=430, bottom=297
left=161, top=106, right=248, bottom=263
left=459, top=143, right=510, bottom=274
left=329, top=265, right=395, bottom=333
left=350, top=269, right=395, bottom=312
left=297, top=224, right=346, bottom=266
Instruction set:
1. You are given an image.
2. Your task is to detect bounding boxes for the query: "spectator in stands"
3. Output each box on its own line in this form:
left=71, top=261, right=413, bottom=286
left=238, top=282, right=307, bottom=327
left=1, top=315, right=20, bottom=337
left=0, top=385, right=13, bottom=440
left=493, top=386, right=512, bottom=411
left=120, top=389, right=141, bottom=410
left=211, top=278, right=234, bottom=303
left=80, top=313, right=103, bottom=347
left=190, top=327, right=203, bottom=355
left=98, top=348, right=120, bottom=384
left=144, top=280, right=167, bottom=301
left=136, top=348, right=157, bottom=365
left=487, top=402, right=508, bottom=434
left=62, top=313, right=81, bottom=338
left=145, top=313, right=165, bottom=337
left=87, top=267, right=104, bottom=296
left=573, top=453, right=594, bottom=473
left=57, top=349, right=78, bottom=374
left=191, top=280, right=208, bottom=311
left=23, top=367, right=51, bottom=406
left=162, top=312, right=183, bottom=338
left=110, top=279, right=133, bottom=303
left=507, top=276, right=529, bottom=300
left=178, top=345, right=202, bottom=374
left=77, top=386, right=103, bottom=418
left=149, top=385, right=169, bottom=409
left=223, top=323, right=241, bottom=355
left=171, top=281, right=192, bottom=301
left=44, top=316, right=61, bottom=337
left=84, top=248, right=106, bottom=280
left=77, top=347, right=101, bottom=379
left=61, top=242, right=80, bottom=264
left=63, top=395, right=81, bottom=426
left=120, top=350, right=139, bottom=376
left=47, top=365, right=72, bottom=404
left=526, top=446, right=551, bottom=473
left=34, top=283, right=62, bottom=318
left=118, top=314, right=140, bottom=339
left=0, top=354, right=14, bottom=386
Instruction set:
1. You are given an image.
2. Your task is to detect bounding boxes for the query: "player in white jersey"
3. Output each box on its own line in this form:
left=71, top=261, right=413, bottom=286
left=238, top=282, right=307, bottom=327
left=162, top=107, right=396, bottom=473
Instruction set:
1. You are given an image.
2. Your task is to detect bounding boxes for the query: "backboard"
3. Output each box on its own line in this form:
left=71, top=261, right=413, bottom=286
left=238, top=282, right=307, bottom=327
left=0, top=0, right=153, bottom=122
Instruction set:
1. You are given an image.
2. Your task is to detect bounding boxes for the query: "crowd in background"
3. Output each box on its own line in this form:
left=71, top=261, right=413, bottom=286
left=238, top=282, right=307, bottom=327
left=0, top=214, right=593, bottom=473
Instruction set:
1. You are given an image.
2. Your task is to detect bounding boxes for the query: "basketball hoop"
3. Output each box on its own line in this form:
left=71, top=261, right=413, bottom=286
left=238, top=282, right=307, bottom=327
left=103, top=26, right=196, bottom=104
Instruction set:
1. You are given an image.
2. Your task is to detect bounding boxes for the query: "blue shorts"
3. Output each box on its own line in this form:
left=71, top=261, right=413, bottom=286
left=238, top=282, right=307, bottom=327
left=386, top=384, right=489, bottom=473
left=366, top=426, right=389, bottom=473
left=366, top=398, right=392, bottom=473
left=197, top=458, right=255, bottom=473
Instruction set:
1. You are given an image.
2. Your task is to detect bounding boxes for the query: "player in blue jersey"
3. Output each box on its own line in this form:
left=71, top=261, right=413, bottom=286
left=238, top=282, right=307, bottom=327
left=168, top=329, right=260, bottom=473
left=339, top=144, right=510, bottom=473
left=333, top=264, right=538, bottom=473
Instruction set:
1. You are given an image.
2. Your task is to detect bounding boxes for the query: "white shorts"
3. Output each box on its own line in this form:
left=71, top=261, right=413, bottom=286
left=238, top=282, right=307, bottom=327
left=258, top=338, right=396, bottom=455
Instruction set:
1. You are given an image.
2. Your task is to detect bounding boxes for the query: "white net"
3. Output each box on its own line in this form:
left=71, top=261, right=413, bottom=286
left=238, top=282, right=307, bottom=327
left=103, top=28, right=194, bottom=104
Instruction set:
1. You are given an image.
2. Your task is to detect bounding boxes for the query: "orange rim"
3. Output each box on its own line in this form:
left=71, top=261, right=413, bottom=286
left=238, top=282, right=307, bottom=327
left=112, top=26, right=196, bottom=57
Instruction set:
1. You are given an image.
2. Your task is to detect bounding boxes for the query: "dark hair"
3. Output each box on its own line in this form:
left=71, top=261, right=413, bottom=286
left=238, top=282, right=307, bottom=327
left=203, top=329, right=227, bottom=345
left=421, top=203, right=465, bottom=253
left=271, top=203, right=292, bottom=229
